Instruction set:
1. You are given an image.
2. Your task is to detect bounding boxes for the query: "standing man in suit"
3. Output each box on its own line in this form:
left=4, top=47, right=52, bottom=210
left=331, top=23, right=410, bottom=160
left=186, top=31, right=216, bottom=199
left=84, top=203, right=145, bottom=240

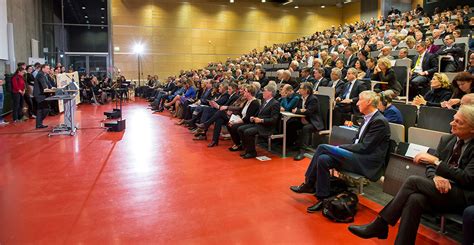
left=349, top=105, right=474, bottom=245
left=437, top=34, right=465, bottom=72
left=313, top=67, right=330, bottom=92
left=238, top=85, right=280, bottom=159
left=334, top=68, right=368, bottom=125
left=289, top=82, right=325, bottom=161
left=300, top=67, right=316, bottom=84
left=290, top=91, right=390, bottom=211
left=33, top=64, right=52, bottom=129
left=410, top=41, right=438, bottom=99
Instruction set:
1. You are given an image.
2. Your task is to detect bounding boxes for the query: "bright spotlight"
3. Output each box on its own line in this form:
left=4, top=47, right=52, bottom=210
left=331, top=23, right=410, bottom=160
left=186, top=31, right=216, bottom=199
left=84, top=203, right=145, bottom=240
left=133, top=43, right=144, bottom=54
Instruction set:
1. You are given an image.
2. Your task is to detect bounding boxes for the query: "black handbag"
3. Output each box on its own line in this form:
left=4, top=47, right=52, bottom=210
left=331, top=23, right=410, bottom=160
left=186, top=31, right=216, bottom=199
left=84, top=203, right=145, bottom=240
left=322, top=191, right=359, bottom=223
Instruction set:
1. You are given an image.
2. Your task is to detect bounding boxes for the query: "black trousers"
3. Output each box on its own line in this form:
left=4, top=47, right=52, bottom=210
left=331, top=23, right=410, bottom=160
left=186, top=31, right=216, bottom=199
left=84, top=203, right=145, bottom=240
left=463, top=206, right=474, bottom=245
left=229, top=122, right=246, bottom=146
left=286, top=118, right=316, bottom=149
left=204, top=110, right=230, bottom=143
left=333, top=103, right=353, bottom=126
left=12, top=93, right=24, bottom=121
left=238, top=124, right=259, bottom=155
left=24, top=94, right=35, bottom=116
left=35, top=100, right=50, bottom=127
left=379, top=175, right=467, bottom=245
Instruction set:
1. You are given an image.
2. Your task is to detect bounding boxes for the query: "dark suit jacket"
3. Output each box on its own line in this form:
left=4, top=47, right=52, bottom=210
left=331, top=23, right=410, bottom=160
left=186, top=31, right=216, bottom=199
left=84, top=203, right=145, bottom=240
left=242, top=99, right=261, bottom=124
left=427, top=135, right=474, bottom=205
left=340, top=111, right=391, bottom=181
left=344, top=55, right=358, bottom=68
left=224, top=92, right=240, bottom=106
left=163, top=81, right=176, bottom=92
left=294, top=94, right=325, bottom=131
left=300, top=75, right=316, bottom=84
left=256, top=98, right=281, bottom=136
left=371, top=68, right=402, bottom=95
left=280, top=78, right=299, bottom=90
left=333, top=79, right=346, bottom=98
left=215, top=92, right=230, bottom=106
left=33, top=71, right=51, bottom=103
left=314, top=77, right=330, bottom=91
left=436, top=44, right=465, bottom=71
left=412, top=52, right=438, bottom=77
left=338, top=80, right=367, bottom=104
left=258, top=77, right=270, bottom=89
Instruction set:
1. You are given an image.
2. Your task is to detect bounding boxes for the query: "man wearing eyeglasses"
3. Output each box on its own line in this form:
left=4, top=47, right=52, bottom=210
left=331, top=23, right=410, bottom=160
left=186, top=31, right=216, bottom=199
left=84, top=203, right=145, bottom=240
left=437, top=34, right=465, bottom=72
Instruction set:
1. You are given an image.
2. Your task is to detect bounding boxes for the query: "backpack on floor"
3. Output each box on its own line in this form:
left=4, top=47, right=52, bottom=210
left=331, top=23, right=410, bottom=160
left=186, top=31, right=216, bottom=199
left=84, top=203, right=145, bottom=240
left=322, top=191, right=359, bottom=223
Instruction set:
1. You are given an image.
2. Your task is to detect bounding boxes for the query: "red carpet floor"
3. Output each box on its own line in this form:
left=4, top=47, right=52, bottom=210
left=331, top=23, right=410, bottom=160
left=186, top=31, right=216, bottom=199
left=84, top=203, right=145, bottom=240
left=0, top=100, right=457, bottom=244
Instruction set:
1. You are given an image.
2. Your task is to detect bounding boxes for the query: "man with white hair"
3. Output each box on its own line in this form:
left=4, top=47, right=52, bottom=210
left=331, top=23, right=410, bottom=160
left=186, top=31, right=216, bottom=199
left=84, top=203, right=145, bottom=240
left=290, top=91, right=391, bottom=211
left=349, top=105, right=474, bottom=245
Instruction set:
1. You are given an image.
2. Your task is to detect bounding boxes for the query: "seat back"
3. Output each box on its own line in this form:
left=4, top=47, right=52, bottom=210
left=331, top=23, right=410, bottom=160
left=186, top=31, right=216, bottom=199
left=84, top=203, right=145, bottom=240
left=417, top=106, right=456, bottom=133
left=389, top=122, right=405, bottom=144
left=408, top=127, right=449, bottom=149
left=392, top=102, right=418, bottom=139
left=315, top=94, right=330, bottom=131
left=392, top=66, right=409, bottom=98
left=383, top=153, right=426, bottom=196
left=329, top=126, right=358, bottom=146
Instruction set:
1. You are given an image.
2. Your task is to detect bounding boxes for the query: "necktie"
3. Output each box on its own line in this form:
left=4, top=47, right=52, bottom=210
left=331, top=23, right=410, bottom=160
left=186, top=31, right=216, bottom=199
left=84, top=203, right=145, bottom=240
left=260, top=101, right=268, bottom=114
left=412, top=55, right=421, bottom=72
left=342, top=83, right=351, bottom=99
left=448, top=140, right=464, bottom=168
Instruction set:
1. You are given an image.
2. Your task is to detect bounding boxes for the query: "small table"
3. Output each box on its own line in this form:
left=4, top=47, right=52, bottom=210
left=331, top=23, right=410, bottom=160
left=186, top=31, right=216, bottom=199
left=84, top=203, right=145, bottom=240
left=271, top=111, right=305, bottom=158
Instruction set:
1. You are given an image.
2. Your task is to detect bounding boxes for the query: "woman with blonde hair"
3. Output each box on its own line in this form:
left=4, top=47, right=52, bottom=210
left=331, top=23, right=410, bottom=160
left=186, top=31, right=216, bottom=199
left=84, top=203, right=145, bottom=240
left=371, top=57, right=402, bottom=95
left=413, top=73, right=452, bottom=107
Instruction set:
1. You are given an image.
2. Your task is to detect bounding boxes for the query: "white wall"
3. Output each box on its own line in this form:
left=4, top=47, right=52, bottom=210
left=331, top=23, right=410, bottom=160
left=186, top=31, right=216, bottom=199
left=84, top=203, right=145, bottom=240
left=0, top=0, right=8, bottom=60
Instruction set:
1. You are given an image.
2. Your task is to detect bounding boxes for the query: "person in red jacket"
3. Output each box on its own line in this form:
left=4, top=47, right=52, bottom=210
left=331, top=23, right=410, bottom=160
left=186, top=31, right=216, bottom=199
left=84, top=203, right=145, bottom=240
left=12, top=67, right=26, bottom=122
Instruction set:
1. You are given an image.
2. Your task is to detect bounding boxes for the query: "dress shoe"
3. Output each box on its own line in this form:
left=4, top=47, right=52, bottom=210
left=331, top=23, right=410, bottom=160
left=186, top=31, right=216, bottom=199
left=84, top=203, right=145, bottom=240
left=196, top=123, right=206, bottom=129
left=348, top=217, right=389, bottom=239
left=293, top=152, right=306, bottom=161
left=36, top=125, right=48, bottom=129
left=229, top=145, right=242, bottom=151
left=241, top=153, right=257, bottom=159
left=193, top=135, right=207, bottom=141
left=207, top=141, right=218, bottom=147
left=289, top=183, right=316, bottom=195
left=240, top=152, right=247, bottom=157
left=307, top=200, right=324, bottom=213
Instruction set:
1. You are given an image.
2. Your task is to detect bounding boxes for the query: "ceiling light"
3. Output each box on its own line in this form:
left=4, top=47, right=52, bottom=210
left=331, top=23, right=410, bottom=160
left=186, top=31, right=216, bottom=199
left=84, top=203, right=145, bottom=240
left=84, top=15, right=88, bottom=18
left=82, top=6, right=86, bottom=10
left=133, top=43, right=144, bottom=54
left=282, top=0, right=293, bottom=5
left=294, top=6, right=299, bottom=8
left=86, top=20, right=89, bottom=23
left=261, top=0, right=266, bottom=2
left=101, top=21, right=104, bottom=24
left=230, top=0, right=234, bottom=2
left=101, top=16, right=105, bottom=19
left=101, top=7, right=105, bottom=11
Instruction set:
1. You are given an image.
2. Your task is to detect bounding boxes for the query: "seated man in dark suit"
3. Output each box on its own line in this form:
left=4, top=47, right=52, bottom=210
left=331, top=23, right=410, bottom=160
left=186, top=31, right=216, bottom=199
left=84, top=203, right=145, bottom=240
left=409, top=41, right=438, bottom=99
left=290, top=91, right=390, bottom=211
left=349, top=105, right=474, bottom=244
left=255, top=69, right=269, bottom=89
left=330, top=68, right=345, bottom=98
left=437, top=34, right=465, bottom=72
left=288, top=82, right=325, bottom=161
left=313, top=67, right=330, bottom=92
left=464, top=205, right=474, bottom=245
left=238, top=85, right=280, bottom=159
left=333, top=68, right=368, bottom=125
left=299, top=67, right=316, bottom=84
left=343, top=47, right=358, bottom=69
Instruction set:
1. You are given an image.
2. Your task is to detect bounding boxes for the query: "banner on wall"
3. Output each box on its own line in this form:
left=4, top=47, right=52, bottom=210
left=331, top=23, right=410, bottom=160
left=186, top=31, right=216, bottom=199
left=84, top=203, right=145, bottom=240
left=28, top=57, right=46, bottom=65
left=56, top=72, right=81, bottom=113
